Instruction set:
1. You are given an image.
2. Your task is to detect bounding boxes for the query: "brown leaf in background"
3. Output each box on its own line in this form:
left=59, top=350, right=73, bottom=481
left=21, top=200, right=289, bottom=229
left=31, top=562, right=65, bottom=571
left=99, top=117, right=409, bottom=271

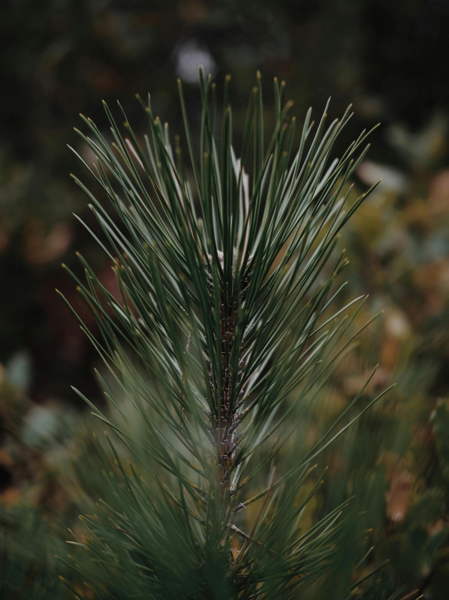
left=429, top=169, right=449, bottom=216
left=23, top=220, right=73, bottom=267
left=386, top=470, right=414, bottom=523
left=381, top=454, right=415, bottom=524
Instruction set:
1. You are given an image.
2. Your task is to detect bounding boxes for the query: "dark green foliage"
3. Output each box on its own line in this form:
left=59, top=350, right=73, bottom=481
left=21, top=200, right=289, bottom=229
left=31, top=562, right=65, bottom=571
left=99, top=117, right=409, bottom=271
left=0, top=506, right=67, bottom=598
left=51, top=71, right=394, bottom=599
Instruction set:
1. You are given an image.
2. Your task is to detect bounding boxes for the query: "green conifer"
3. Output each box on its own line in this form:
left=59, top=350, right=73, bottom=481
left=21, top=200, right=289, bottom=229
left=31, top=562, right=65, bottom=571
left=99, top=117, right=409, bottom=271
left=57, top=70, right=393, bottom=599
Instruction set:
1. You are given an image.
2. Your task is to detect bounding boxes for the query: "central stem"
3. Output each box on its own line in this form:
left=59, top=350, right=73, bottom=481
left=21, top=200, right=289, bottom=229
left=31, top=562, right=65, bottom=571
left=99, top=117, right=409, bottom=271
left=219, top=292, right=235, bottom=491
left=205, top=253, right=251, bottom=522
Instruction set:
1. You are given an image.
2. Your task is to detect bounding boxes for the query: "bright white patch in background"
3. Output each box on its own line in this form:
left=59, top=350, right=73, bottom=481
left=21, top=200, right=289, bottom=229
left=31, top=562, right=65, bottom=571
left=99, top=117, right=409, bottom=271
left=357, top=160, right=406, bottom=193
left=174, top=40, right=217, bottom=84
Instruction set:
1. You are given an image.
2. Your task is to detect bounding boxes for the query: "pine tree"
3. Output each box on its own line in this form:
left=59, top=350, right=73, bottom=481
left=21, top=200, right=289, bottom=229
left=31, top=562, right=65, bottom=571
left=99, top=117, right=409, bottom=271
left=58, top=70, right=393, bottom=599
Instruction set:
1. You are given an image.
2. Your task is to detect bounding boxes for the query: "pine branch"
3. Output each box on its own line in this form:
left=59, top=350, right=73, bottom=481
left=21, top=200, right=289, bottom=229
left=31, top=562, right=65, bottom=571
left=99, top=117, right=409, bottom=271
left=61, top=69, right=390, bottom=599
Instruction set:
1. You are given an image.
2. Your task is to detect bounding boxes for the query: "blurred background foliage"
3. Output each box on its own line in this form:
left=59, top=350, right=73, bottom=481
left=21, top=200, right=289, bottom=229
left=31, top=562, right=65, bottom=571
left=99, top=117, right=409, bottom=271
left=1, top=0, right=449, bottom=598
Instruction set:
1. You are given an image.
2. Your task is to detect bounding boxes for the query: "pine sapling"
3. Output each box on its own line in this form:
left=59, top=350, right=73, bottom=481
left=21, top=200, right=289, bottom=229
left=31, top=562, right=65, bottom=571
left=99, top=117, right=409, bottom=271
left=60, top=70, right=392, bottom=599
